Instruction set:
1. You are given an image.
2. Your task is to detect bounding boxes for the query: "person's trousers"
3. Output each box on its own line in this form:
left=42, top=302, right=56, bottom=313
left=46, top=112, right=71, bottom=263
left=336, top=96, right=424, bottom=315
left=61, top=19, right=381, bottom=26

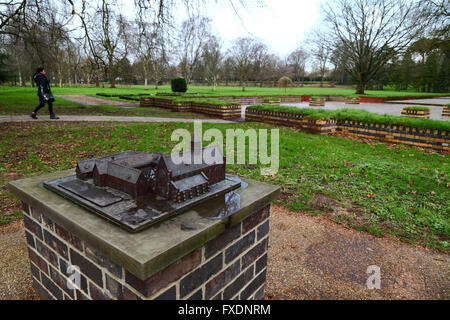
left=33, top=96, right=54, bottom=115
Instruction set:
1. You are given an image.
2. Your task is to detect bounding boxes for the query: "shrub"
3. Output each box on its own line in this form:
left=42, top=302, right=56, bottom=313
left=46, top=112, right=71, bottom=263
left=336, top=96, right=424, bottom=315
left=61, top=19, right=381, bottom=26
left=171, top=78, right=188, bottom=93
left=278, top=76, right=293, bottom=92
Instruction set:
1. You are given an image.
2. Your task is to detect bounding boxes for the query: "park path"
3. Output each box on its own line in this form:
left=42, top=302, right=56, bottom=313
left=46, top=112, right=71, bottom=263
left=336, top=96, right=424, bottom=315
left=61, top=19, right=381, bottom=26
left=266, top=205, right=449, bottom=300
left=54, top=94, right=138, bottom=107
left=0, top=115, right=234, bottom=124
left=385, top=97, right=450, bottom=107
left=0, top=205, right=448, bottom=300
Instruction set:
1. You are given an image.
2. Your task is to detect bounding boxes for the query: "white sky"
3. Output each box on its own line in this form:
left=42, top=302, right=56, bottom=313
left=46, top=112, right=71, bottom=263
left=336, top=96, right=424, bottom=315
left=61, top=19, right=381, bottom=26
left=71, top=0, right=323, bottom=59
left=196, top=0, right=323, bottom=57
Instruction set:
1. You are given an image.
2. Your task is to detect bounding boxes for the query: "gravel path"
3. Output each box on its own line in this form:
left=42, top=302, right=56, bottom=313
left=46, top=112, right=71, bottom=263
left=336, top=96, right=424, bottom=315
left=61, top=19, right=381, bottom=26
left=0, top=220, right=39, bottom=300
left=54, top=94, right=138, bottom=107
left=266, top=205, right=449, bottom=300
left=0, top=115, right=234, bottom=123
left=1, top=205, right=448, bottom=300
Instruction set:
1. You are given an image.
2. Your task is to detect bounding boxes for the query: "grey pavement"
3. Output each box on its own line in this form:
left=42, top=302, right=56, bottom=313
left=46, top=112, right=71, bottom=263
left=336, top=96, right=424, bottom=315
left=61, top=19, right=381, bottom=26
left=54, top=94, right=139, bottom=108
left=385, top=97, right=450, bottom=106
left=0, top=115, right=234, bottom=123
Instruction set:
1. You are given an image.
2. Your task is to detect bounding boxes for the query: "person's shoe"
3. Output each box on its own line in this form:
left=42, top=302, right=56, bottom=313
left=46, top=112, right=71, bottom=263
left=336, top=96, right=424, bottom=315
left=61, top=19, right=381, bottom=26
left=30, top=112, right=38, bottom=119
left=50, top=114, right=60, bottom=120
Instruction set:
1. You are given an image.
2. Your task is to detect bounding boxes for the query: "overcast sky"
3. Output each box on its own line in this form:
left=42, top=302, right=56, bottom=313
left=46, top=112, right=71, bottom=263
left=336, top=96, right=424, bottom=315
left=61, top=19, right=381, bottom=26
left=176, top=0, right=323, bottom=58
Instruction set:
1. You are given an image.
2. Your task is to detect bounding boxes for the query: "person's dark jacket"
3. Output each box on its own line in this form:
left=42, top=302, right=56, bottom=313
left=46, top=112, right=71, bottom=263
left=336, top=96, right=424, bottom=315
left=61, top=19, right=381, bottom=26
left=33, top=72, right=51, bottom=98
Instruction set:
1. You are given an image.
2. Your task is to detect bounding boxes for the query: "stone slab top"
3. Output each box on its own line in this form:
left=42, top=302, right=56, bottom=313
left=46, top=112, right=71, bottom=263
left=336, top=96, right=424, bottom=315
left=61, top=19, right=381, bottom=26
left=9, top=169, right=280, bottom=280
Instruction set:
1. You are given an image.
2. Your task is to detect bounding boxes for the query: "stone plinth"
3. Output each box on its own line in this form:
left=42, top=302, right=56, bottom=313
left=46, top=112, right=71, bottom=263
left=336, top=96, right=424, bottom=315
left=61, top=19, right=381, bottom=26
left=9, top=170, right=279, bottom=300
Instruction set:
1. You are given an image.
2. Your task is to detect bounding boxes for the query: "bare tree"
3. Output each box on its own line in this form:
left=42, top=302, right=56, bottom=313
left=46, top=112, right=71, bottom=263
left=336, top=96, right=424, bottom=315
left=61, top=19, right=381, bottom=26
left=0, top=0, right=26, bottom=31
left=177, top=16, right=211, bottom=84
left=322, top=0, right=425, bottom=94
left=418, top=0, right=449, bottom=39
left=287, top=48, right=308, bottom=86
left=310, top=38, right=331, bottom=87
left=69, top=0, right=130, bottom=88
left=229, top=37, right=267, bottom=91
left=201, top=35, right=223, bottom=91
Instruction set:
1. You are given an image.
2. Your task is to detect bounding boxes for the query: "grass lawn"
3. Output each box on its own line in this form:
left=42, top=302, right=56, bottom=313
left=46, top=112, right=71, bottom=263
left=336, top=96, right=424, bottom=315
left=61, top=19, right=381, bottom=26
left=0, top=121, right=448, bottom=252
left=0, top=87, right=209, bottom=118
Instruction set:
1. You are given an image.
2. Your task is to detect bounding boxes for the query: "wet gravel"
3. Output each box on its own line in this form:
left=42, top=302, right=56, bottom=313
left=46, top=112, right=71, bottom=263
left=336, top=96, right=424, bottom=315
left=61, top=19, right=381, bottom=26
left=266, top=205, right=449, bottom=300
left=0, top=206, right=448, bottom=300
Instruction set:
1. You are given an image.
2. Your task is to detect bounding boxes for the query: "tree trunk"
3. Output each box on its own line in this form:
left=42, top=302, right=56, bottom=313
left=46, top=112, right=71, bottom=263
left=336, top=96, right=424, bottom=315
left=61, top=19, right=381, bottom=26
left=144, top=77, right=148, bottom=90
left=356, top=83, right=365, bottom=94
left=18, top=69, right=23, bottom=87
left=95, top=76, right=100, bottom=87
left=110, top=75, right=116, bottom=88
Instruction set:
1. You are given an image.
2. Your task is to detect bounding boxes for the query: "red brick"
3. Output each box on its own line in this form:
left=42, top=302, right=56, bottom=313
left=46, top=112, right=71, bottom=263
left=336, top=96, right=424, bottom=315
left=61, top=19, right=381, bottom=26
left=243, top=206, right=270, bottom=234
left=21, top=201, right=29, bottom=215
left=89, top=282, right=111, bottom=300
left=205, top=223, right=241, bottom=259
left=55, top=224, right=83, bottom=252
left=70, top=249, right=103, bottom=287
left=125, top=248, right=201, bottom=298
left=27, top=247, right=49, bottom=275
left=223, top=265, right=254, bottom=300
left=49, top=265, right=75, bottom=299
left=23, top=215, right=43, bottom=240
left=205, top=260, right=240, bottom=299
left=85, top=243, right=122, bottom=278
left=43, top=229, right=68, bottom=260
left=240, top=270, right=266, bottom=300
left=225, top=231, right=255, bottom=264
left=35, top=239, right=58, bottom=267
left=241, top=238, right=268, bottom=270
left=122, top=286, right=142, bottom=300
left=180, top=253, right=223, bottom=298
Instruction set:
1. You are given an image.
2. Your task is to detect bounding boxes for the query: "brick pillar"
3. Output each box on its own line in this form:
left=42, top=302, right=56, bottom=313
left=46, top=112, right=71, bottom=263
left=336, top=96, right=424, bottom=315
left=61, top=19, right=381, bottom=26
left=10, top=171, right=279, bottom=300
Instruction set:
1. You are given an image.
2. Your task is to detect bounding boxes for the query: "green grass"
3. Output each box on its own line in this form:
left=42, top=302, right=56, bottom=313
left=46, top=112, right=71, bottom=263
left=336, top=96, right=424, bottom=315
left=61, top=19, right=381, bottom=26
left=403, top=106, right=431, bottom=111
left=0, top=87, right=209, bottom=118
left=0, top=121, right=448, bottom=251
left=172, top=97, right=238, bottom=106
left=2, top=84, right=449, bottom=99
left=247, top=105, right=450, bottom=131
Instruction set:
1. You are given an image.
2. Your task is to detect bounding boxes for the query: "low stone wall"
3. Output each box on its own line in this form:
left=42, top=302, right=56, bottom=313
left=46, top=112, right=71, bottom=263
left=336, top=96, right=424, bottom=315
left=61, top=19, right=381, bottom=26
left=401, top=108, right=430, bottom=119
left=345, top=97, right=360, bottom=104
left=245, top=109, right=337, bottom=134
left=443, top=105, right=450, bottom=117
left=246, top=109, right=450, bottom=151
left=11, top=171, right=279, bottom=301
left=309, top=97, right=325, bottom=107
left=190, top=103, right=241, bottom=119
left=140, top=98, right=241, bottom=119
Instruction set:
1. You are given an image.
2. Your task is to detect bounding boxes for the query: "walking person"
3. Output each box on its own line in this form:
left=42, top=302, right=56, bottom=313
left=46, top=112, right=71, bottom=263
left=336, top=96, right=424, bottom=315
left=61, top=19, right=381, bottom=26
left=30, top=67, right=59, bottom=119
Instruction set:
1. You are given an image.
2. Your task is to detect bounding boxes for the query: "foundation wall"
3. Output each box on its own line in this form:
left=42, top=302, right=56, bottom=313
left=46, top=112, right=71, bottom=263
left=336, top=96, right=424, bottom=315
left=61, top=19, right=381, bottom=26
left=246, top=109, right=450, bottom=150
